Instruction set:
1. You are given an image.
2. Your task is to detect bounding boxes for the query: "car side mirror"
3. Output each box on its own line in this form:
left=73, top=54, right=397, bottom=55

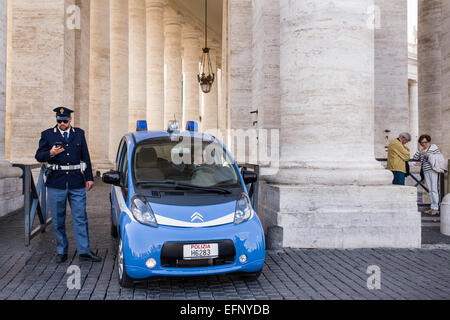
left=102, top=170, right=121, bottom=186
left=242, top=171, right=258, bottom=184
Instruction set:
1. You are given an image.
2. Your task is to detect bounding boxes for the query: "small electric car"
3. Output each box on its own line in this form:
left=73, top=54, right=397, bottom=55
left=102, top=121, right=265, bottom=287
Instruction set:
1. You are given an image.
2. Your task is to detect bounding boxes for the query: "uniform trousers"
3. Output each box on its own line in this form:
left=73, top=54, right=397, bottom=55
left=48, top=184, right=90, bottom=255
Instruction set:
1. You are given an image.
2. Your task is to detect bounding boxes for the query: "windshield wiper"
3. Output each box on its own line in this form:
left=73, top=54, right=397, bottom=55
left=173, top=182, right=232, bottom=194
left=136, top=180, right=231, bottom=194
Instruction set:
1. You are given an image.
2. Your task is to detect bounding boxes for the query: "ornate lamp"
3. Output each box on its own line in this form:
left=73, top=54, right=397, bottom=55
left=198, top=0, right=215, bottom=93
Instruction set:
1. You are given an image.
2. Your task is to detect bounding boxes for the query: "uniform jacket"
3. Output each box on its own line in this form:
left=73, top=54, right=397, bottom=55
left=35, top=126, right=94, bottom=189
left=386, top=138, right=410, bottom=173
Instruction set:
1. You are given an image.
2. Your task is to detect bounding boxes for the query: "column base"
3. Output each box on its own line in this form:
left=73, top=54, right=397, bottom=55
left=259, top=182, right=421, bottom=249
left=0, top=165, right=24, bottom=218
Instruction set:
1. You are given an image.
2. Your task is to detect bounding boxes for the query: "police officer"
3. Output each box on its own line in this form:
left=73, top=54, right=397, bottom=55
left=35, top=107, right=101, bottom=263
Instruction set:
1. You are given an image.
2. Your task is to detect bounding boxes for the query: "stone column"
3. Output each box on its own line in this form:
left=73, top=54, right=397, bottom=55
left=182, top=24, right=201, bottom=125
left=409, top=80, right=419, bottom=155
left=89, top=0, right=111, bottom=172
left=201, top=41, right=219, bottom=133
left=109, top=0, right=129, bottom=162
left=6, top=0, right=75, bottom=163
left=418, top=0, right=442, bottom=146
left=251, top=0, right=280, bottom=174
left=227, top=0, right=253, bottom=163
left=129, top=0, right=147, bottom=132
left=374, top=0, right=409, bottom=158
left=220, top=0, right=230, bottom=144
left=260, top=0, right=420, bottom=249
left=0, top=0, right=25, bottom=217
left=440, top=0, right=450, bottom=160
left=163, top=7, right=183, bottom=125
left=146, top=0, right=166, bottom=130
left=229, top=0, right=252, bottom=132
left=74, top=0, right=90, bottom=136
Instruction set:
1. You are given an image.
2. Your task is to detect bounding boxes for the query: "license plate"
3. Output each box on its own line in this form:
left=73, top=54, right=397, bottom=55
left=183, top=243, right=219, bottom=260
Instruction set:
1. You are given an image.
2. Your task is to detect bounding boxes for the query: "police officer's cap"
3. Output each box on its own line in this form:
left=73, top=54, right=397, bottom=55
left=53, top=107, right=74, bottom=121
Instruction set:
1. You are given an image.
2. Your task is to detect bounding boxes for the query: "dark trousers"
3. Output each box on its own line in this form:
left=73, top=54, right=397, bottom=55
left=392, top=171, right=405, bottom=185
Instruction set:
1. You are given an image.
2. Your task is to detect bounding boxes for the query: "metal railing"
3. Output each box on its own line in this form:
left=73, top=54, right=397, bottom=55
left=376, top=158, right=447, bottom=204
left=12, top=164, right=52, bottom=246
left=238, top=163, right=259, bottom=212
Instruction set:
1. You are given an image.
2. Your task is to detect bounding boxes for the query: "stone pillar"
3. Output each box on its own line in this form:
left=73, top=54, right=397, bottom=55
left=109, top=0, right=129, bottom=162
left=220, top=0, right=230, bottom=144
left=182, top=24, right=201, bottom=125
left=6, top=0, right=75, bottom=163
left=89, top=0, right=111, bottom=173
left=409, top=80, right=419, bottom=155
left=418, top=0, right=442, bottom=147
left=163, top=7, right=183, bottom=125
left=201, top=41, right=219, bottom=133
left=227, top=0, right=253, bottom=163
left=374, top=0, right=410, bottom=158
left=74, top=0, right=90, bottom=136
left=129, top=0, right=147, bottom=132
left=146, top=0, right=166, bottom=130
left=0, top=0, right=25, bottom=217
left=441, top=0, right=450, bottom=159
left=259, top=0, right=420, bottom=249
left=251, top=0, right=280, bottom=174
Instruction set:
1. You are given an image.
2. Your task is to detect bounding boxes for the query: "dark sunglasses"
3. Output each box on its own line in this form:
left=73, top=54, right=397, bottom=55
left=57, top=120, right=69, bottom=124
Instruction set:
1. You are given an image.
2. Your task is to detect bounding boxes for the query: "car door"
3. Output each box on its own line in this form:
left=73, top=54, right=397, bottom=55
left=112, top=138, right=127, bottom=227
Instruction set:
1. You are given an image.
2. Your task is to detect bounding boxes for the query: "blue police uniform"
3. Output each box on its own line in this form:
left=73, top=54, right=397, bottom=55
left=35, top=107, right=97, bottom=259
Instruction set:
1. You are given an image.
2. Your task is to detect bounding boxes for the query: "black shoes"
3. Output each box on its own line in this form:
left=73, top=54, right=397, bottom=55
left=56, top=254, right=68, bottom=263
left=79, top=251, right=102, bottom=262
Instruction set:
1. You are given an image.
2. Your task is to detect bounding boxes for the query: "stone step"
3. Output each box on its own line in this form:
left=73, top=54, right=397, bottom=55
left=422, top=222, right=440, bottom=227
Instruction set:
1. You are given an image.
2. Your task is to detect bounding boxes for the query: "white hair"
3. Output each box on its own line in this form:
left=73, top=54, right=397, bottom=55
left=399, top=132, right=411, bottom=141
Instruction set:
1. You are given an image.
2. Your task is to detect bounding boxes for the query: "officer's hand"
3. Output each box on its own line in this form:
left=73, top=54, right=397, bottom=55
left=50, top=146, right=65, bottom=157
left=86, top=181, right=94, bottom=192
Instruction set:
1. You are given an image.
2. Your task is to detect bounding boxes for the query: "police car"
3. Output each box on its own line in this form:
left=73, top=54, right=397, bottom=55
left=102, top=121, right=265, bottom=287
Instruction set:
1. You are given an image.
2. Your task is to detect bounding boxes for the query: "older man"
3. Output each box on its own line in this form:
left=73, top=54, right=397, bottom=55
left=386, top=132, right=411, bottom=185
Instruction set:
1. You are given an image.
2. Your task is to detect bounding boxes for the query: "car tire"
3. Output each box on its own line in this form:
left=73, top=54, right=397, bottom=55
left=117, top=235, right=134, bottom=288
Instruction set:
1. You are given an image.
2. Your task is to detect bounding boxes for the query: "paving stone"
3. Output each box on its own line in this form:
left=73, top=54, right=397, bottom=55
left=0, top=177, right=449, bottom=300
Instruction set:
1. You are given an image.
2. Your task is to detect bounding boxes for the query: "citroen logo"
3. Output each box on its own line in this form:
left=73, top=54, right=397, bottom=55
left=191, top=212, right=204, bottom=223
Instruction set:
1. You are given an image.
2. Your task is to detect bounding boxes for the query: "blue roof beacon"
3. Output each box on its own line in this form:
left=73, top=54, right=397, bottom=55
left=136, top=120, right=148, bottom=132
left=102, top=121, right=265, bottom=287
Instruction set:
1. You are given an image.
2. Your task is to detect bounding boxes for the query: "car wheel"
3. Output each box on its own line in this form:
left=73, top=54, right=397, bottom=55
left=117, top=236, right=134, bottom=288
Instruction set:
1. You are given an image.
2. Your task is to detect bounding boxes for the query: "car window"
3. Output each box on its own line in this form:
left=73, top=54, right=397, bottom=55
left=120, top=145, right=128, bottom=186
left=116, top=138, right=126, bottom=171
left=133, top=137, right=242, bottom=189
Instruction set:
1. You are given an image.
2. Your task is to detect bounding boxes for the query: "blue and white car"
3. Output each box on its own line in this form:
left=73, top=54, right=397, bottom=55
left=102, top=121, right=265, bottom=287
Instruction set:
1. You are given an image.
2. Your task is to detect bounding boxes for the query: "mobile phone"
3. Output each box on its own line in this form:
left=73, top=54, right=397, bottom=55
left=54, top=142, right=63, bottom=149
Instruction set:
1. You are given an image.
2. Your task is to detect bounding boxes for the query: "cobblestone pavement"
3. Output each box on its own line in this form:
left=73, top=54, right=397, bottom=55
left=0, top=178, right=449, bottom=300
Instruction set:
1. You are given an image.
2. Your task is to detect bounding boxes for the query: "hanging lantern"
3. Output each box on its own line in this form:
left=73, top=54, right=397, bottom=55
left=198, top=0, right=215, bottom=94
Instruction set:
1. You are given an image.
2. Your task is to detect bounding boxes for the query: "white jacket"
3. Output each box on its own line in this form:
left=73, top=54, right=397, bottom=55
left=428, top=151, right=448, bottom=173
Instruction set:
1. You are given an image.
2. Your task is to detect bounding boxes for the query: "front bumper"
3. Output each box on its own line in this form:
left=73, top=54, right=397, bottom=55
left=120, top=213, right=265, bottom=279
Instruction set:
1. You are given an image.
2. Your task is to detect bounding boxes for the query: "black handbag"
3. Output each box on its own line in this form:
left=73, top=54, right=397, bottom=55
left=405, top=161, right=410, bottom=177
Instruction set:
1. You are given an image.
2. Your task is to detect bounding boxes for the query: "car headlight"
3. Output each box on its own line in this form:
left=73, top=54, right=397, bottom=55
left=131, top=195, right=158, bottom=227
left=234, top=193, right=254, bottom=225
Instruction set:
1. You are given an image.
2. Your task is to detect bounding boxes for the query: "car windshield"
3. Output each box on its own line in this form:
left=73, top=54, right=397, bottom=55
left=133, top=136, right=242, bottom=189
